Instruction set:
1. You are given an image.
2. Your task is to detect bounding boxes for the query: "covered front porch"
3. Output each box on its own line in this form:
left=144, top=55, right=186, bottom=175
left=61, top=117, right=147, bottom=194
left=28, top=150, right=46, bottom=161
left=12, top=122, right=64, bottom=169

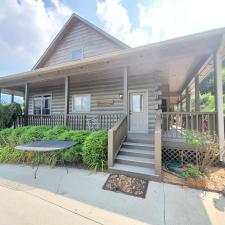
left=1, top=28, right=225, bottom=178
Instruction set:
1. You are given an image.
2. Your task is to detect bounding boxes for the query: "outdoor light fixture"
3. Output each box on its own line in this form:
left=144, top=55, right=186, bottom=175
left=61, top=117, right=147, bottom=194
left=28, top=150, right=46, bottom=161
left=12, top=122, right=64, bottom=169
left=119, top=93, right=123, bottom=99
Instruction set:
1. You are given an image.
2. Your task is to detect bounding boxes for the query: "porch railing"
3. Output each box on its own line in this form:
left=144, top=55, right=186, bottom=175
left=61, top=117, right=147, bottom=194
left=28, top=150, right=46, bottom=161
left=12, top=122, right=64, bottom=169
left=154, top=111, right=162, bottom=175
left=108, top=114, right=128, bottom=167
left=161, top=112, right=217, bottom=139
left=16, top=113, right=124, bottom=130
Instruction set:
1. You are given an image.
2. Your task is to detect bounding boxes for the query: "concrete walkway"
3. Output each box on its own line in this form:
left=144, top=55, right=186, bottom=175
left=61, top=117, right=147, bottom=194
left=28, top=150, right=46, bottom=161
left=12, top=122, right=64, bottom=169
left=0, top=164, right=224, bottom=225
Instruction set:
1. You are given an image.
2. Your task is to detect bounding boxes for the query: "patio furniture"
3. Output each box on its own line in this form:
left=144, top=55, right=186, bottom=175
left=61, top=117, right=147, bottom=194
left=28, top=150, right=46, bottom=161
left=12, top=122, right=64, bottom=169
left=15, top=140, right=78, bottom=178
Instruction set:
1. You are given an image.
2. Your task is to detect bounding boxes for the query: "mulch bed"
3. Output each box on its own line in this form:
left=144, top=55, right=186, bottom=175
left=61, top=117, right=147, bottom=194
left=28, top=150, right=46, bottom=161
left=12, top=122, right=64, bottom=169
left=103, top=174, right=148, bottom=198
left=162, top=166, right=225, bottom=193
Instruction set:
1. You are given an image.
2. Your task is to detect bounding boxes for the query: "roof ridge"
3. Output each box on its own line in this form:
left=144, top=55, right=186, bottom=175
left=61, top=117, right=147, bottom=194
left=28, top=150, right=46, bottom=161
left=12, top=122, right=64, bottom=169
left=32, top=13, right=129, bottom=70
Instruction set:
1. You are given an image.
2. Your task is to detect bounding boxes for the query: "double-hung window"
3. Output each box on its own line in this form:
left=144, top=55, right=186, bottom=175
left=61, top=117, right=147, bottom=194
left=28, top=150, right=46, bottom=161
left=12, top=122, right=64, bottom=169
left=72, top=94, right=90, bottom=113
left=33, top=94, right=52, bottom=115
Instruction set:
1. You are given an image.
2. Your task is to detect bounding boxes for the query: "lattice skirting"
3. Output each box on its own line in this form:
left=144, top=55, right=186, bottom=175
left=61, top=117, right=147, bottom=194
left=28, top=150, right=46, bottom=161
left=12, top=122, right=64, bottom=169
left=162, top=146, right=219, bottom=165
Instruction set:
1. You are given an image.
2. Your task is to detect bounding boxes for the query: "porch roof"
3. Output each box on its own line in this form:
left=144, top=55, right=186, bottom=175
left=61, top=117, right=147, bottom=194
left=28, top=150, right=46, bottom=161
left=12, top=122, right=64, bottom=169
left=1, top=27, right=225, bottom=95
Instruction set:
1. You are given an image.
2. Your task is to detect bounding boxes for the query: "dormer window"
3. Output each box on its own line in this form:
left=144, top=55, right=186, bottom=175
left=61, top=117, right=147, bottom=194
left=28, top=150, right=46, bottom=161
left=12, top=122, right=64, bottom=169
left=71, top=49, right=83, bottom=61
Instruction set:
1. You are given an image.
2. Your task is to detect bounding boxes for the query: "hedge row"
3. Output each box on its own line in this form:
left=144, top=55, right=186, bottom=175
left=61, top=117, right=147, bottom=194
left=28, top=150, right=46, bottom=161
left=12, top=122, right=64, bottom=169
left=0, top=126, right=108, bottom=170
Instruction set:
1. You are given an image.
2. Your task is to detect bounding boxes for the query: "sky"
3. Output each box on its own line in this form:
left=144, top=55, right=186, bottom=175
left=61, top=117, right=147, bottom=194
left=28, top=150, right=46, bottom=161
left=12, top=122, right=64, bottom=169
left=1, top=0, right=225, bottom=77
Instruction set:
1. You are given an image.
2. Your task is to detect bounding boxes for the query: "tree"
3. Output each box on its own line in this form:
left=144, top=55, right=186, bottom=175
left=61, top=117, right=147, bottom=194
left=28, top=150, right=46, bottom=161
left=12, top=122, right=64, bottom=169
left=199, top=61, right=225, bottom=95
left=0, top=103, right=22, bottom=129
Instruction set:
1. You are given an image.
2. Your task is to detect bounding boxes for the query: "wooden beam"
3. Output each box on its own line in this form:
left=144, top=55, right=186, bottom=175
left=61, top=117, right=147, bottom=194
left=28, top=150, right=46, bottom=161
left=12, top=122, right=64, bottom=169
left=186, top=88, right=191, bottom=112
left=214, top=35, right=225, bottom=161
left=179, top=96, right=183, bottom=112
left=213, top=55, right=218, bottom=111
left=64, top=76, right=70, bottom=126
left=195, top=74, right=200, bottom=112
left=24, top=83, right=29, bottom=125
left=11, top=93, right=14, bottom=103
left=180, top=55, right=211, bottom=94
left=123, top=67, right=128, bottom=115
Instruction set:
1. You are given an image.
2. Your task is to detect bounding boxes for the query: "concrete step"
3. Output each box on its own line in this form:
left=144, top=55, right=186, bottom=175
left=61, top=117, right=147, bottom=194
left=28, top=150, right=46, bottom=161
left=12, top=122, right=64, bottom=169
left=109, top=163, right=160, bottom=181
left=120, top=148, right=155, bottom=158
left=122, top=142, right=154, bottom=150
left=116, top=155, right=155, bottom=168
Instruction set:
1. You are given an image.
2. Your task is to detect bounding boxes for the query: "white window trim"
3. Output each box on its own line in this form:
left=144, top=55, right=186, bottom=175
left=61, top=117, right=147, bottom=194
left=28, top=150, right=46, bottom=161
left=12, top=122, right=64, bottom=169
left=32, top=93, right=52, bottom=115
left=71, top=48, right=83, bottom=61
left=72, top=94, right=91, bottom=113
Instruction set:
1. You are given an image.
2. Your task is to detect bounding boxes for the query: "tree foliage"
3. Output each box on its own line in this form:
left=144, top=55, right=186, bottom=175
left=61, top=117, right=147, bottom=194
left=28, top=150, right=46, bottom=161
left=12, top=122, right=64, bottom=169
left=0, top=103, right=22, bottom=130
left=199, top=61, right=225, bottom=95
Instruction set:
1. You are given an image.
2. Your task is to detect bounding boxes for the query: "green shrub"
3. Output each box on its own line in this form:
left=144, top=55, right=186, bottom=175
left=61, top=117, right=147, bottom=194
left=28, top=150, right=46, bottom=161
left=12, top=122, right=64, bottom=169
left=183, top=130, right=220, bottom=172
left=0, top=126, right=107, bottom=168
left=62, top=145, right=82, bottom=163
left=0, top=128, right=14, bottom=146
left=20, top=126, right=50, bottom=143
left=186, top=164, right=202, bottom=177
left=82, top=130, right=108, bottom=171
left=58, top=130, right=90, bottom=144
left=43, top=125, right=67, bottom=140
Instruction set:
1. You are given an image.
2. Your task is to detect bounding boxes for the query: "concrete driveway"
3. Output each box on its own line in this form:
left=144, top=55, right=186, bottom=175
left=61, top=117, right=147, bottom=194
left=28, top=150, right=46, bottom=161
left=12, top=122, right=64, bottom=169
left=0, top=164, right=224, bottom=225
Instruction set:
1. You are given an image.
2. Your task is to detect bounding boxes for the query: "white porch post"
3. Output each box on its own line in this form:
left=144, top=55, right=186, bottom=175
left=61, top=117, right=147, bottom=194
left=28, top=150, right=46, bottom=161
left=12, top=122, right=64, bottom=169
left=24, top=83, right=29, bottom=125
left=195, top=74, right=200, bottom=112
left=214, top=40, right=225, bottom=161
left=123, top=67, right=128, bottom=115
left=186, top=88, right=191, bottom=112
left=64, top=76, right=70, bottom=127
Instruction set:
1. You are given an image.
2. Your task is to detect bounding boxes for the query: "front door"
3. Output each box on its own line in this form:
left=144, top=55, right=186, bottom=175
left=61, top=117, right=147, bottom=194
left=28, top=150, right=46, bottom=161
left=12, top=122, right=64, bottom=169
left=129, top=90, right=148, bottom=132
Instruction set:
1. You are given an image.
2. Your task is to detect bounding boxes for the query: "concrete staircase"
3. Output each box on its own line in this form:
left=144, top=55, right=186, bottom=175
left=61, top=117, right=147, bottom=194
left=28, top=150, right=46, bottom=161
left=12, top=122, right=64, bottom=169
left=109, top=133, right=160, bottom=181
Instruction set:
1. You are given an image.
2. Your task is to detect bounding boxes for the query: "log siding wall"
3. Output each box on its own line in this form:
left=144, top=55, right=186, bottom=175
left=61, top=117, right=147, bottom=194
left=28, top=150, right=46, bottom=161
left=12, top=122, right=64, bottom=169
left=42, top=21, right=122, bottom=67
left=28, top=74, right=161, bottom=132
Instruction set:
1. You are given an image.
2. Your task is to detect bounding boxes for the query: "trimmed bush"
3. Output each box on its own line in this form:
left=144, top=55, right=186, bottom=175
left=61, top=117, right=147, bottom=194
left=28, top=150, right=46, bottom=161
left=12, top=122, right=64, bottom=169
left=58, top=130, right=90, bottom=144
left=20, top=126, right=50, bottom=143
left=43, top=125, right=68, bottom=140
left=0, top=128, right=14, bottom=146
left=62, top=145, right=82, bottom=163
left=0, top=126, right=108, bottom=169
left=82, top=130, right=108, bottom=170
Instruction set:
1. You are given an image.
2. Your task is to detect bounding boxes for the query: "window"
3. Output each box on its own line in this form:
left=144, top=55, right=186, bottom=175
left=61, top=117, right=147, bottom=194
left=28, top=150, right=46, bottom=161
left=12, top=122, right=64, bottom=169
left=33, top=94, right=51, bottom=115
left=71, top=49, right=83, bottom=61
left=72, top=95, right=90, bottom=112
left=161, top=99, right=168, bottom=112
left=132, top=94, right=143, bottom=112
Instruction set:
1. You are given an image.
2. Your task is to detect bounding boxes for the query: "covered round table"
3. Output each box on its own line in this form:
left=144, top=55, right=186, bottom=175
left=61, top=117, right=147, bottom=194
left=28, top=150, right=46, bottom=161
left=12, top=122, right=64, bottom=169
left=16, top=140, right=78, bottom=178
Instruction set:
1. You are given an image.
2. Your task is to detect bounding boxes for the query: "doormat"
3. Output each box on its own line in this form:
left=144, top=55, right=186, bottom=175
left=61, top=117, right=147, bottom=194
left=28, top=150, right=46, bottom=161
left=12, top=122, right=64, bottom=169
left=103, top=174, right=148, bottom=198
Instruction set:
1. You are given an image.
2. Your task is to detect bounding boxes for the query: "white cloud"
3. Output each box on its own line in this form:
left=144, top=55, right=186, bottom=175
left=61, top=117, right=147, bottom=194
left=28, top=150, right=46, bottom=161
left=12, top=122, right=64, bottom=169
left=96, top=0, right=151, bottom=47
left=138, top=0, right=225, bottom=43
left=0, top=0, right=72, bottom=76
left=97, top=0, right=225, bottom=47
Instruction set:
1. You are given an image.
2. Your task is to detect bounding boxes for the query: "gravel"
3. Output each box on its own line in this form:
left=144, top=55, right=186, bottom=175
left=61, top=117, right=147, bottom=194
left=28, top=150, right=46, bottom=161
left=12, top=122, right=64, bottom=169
left=103, top=174, right=148, bottom=198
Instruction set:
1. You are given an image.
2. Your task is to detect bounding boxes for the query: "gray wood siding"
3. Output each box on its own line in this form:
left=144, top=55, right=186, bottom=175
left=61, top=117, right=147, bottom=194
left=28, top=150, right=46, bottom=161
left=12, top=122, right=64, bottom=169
left=28, top=74, right=161, bottom=132
left=28, top=76, right=124, bottom=115
left=128, top=74, right=161, bottom=131
left=42, top=21, right=122, bottom=67
left=28, top=85, right=65, bottom=115
left=69, top=76, right=123, bottom=113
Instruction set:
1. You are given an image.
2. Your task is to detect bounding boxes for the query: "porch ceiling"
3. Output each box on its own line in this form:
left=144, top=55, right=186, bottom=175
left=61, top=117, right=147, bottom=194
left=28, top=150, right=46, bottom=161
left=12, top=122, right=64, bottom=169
left=0, top=27, right=224, bottom=95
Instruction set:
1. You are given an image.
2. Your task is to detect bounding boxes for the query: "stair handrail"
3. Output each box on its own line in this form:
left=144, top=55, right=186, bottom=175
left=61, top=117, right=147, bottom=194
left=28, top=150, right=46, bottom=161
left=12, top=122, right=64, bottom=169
left=154, top=111, right=162, bottom=175
left=108, top=114, right=128, bottom=167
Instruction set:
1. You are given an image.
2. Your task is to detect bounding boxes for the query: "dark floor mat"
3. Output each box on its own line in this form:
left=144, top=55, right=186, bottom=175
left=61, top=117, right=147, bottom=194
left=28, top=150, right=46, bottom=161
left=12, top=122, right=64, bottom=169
left=103, top=174, right=148, bottom=198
